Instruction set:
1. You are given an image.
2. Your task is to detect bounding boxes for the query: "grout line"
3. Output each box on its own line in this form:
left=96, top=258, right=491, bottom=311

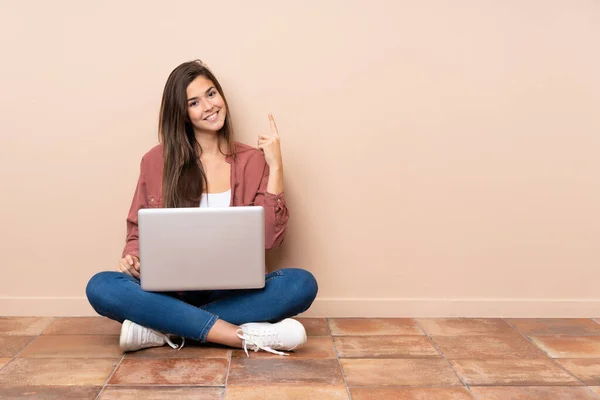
left=413, top=319, right=477, bottom=400
left=326, top=317, right=353, bottom=400
left=95, top=353, right=125, bottom=400
left=4, top=316, right=58, bottom=366
left=3, top=336, right=34, bottom=363
left=37, top=316, right=59, bottom=333
left=333, top=384, right=488, bottom=389
left=1, top=336, right=37, bottom=371
left=503, top=318, right=600, bottom=398
left=222, top=349, right=232, bottom=400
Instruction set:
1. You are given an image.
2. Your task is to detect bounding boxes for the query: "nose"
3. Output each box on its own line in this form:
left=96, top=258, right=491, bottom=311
left=200, top=97, right=213, bottom=112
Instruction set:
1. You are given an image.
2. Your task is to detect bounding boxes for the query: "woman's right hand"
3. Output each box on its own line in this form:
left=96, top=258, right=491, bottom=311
left=117, top=254, right=140, bottom=278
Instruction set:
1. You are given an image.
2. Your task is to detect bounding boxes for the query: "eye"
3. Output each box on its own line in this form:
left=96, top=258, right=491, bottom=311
left=208, top=90, right=217, bottom=98
left=189, top=100, right=198, bottom=107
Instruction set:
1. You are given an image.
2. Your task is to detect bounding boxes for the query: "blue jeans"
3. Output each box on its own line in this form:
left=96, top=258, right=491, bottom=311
left=85, top=268, right=318, bottom=342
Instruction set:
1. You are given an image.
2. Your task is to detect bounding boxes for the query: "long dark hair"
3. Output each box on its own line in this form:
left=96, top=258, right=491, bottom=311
left=158, top=60, right=235, bottom=208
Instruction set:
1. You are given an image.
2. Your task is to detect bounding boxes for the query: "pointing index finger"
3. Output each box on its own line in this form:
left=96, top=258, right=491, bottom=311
left=269, top=113, right=279, bottom=137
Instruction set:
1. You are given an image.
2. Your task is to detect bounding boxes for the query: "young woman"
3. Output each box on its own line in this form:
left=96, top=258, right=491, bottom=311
left=86, top=60, right=318, bottom=356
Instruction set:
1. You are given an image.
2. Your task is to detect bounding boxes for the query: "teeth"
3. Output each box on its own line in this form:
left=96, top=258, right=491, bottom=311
left=205, top=112, right=218, bottom=121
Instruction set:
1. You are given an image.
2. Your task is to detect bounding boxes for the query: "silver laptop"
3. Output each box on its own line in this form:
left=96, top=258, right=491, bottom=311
left=138, top=206, right=265, bottom=291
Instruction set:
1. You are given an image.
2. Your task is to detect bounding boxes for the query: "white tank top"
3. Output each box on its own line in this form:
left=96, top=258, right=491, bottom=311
left=200, top=189, right=231, bottom=208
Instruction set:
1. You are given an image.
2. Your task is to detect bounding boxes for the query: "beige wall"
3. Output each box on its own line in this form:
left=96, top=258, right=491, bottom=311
left=1, top=0, right=598, bottom=317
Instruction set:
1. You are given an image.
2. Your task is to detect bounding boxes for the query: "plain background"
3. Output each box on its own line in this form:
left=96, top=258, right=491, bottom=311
left=0, top=0, right=598, bottom=316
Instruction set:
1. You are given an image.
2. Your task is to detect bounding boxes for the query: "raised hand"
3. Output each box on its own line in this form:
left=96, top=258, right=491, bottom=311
left=257, top=113, right=283, bottom=170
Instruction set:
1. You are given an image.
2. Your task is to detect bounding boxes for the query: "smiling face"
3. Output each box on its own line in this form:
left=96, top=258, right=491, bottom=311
left=186, top=75, right=227, bottom=135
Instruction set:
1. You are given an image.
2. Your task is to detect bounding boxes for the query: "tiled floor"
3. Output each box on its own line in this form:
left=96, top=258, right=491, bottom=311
left=0, top=317, right=599, bottom=399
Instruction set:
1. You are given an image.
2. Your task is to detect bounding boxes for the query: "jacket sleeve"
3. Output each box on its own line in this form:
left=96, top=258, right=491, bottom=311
left=252, top=162, right=289, bottom=250
left=121, top=158, right=148, bottom=259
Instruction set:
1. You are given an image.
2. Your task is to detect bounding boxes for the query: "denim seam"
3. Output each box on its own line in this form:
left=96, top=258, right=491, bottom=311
left=199, top=314, right=219, bottom=342
left=268, top=270, right=283, bottom=280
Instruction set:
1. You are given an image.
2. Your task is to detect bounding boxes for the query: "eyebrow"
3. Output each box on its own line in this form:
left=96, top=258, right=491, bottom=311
left=187, top=86, right=216, bottom=102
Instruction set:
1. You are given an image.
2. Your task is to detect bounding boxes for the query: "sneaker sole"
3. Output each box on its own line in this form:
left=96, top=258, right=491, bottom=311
left=119, top=320, right=134, bottom=351
left=286, top=318, right=308, bottom=351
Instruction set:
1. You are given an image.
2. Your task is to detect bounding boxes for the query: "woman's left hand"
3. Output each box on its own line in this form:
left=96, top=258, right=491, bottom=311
left=257, top=113, right=283, bottom=170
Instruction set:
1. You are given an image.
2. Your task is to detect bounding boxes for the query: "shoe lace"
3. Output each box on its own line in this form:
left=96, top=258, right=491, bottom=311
left=143, top=329, right=185, bottom=351
left=236, top=328, right=288, bottom=356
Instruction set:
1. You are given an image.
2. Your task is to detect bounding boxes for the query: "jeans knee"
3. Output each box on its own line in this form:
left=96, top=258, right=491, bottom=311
left=85, top=271, right=120, bottom=310
left=300, top=269, right=318, bottom=303
left=281, top=268, right=318, bottom=309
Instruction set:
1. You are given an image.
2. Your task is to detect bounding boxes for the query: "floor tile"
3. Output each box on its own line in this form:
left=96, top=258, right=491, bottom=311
left=233, top=336, right=336, bottom=359
left=0, top=386, right=101, bottom=400
left=100, top=386, right=224, bottom=399
left=225, top=385, right=349, bottom=399
left=296, top=318, right=330, bottom=336
left=449, top=359, right=580, bottom=386
left=334, top=336, right=440, bottom=358
left=43, top=317, right=122, bottom=335
left=433, top=335, right=547, bottom=359
left=0, top=317, right=55, bottom=336
left=328, top=318, right=422, bottom=336
left=108, top=358, right=228, bottom=386
left=228, top=359, right=343, bottom=386
left=531, top=336, right=600, bottom=358
left=418, top=318, right=517, bottom=337
left=507, top=319, right=600, bottom=336
left=0, top=358, right=11, bottom=368
left=554, top=359, right=600, bottom=385
left=350, top=387, right=473, bottom=400
left=18, top=335, right=121, bottom=358
left=0, top=336, right=35, bottom=357
left=470, top=386, right=598, bottom=400
left=0, top=358, right=118, bottom=386
left=125, top=344, right=230, bottom=359
left=589, top=386, right=600, bottom=395
left=340, top=358, right=461, bottom=387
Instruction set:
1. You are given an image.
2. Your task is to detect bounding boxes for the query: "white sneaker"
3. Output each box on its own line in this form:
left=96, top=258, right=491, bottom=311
left=237, top=318, right=307, bottom=356
left=119, top=320, right=184, bottom=352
